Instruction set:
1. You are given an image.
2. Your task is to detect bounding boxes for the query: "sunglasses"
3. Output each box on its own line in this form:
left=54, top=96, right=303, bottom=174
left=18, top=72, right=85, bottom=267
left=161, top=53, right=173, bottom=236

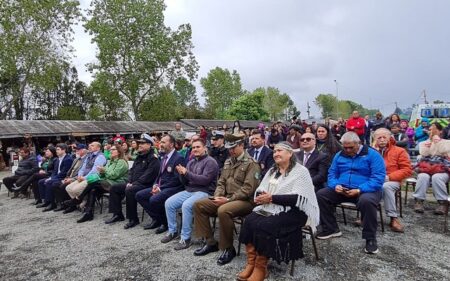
left=300, top=137, right=314, bottom=142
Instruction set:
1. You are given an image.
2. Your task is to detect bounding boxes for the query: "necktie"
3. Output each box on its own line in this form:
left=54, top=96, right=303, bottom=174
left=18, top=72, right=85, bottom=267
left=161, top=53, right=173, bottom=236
left=158, top=155, right=168, bottom=185
left=304, top=152, right=310, bottom=165
left=254, top=150, right=259, bottom=161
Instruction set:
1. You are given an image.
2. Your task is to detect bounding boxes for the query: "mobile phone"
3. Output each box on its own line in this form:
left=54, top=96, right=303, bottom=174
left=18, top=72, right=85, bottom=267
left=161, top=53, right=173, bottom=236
left=255, top=209, right=273, bottom=217
left=208, top=196, right=215, bottom=200
left=342, top=187, right=350, bottom=192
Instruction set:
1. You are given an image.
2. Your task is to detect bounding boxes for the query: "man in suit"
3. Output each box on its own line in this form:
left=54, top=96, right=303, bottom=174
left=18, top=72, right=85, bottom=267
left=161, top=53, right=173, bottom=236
left=295, top=132, right=330, bottom=191
left=133, top=134, right=184, bottom=234
left=37, top=143, right=73, bottom=212
left=53, top=144, right=88, bottom=212
left=106, top=133, right=160, bottom=229
left=247, top=130, right=274, bottom=178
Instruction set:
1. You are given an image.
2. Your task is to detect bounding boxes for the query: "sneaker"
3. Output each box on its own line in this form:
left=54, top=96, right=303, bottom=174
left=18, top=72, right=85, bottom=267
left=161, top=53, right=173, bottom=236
left=364, top=239, right=379, bottom=254
left=434, top=201, right=448, bottom=215
left=414, top=200, right=424, bottom=213
left=161, top=232, right=178, bottom=244
left=174, top=238, right=191, bottom=251
left=316, top=229, right=342, bottom=240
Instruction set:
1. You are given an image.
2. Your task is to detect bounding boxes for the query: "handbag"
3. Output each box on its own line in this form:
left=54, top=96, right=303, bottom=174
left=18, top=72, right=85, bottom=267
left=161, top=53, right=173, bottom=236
left=86, top=173, right=101, bottom=184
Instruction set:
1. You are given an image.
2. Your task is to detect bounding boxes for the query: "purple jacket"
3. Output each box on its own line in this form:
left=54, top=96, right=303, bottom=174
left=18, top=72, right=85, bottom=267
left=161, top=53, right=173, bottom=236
left=182, top=154, right=219, bottom=195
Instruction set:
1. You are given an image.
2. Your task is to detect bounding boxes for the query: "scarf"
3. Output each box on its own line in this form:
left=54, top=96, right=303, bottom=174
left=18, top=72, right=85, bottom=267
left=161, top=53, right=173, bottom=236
left=253, top=163, right=320, bottom=232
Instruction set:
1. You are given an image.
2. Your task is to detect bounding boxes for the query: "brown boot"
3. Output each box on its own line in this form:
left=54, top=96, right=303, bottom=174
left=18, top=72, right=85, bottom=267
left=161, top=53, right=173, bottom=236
left=247, top=254, right=269, bottom=281
left=434, top=201, right=448, bottom=215
left=414, top=199, right=424, bottom=213
left=236, top=244, right=257, bottom=281
left=389, top=217, right=404, bottom=233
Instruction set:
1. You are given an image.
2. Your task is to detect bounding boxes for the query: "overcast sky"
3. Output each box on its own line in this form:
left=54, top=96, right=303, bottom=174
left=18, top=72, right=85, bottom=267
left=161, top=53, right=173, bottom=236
left=72, top=0, right=450, bottom=119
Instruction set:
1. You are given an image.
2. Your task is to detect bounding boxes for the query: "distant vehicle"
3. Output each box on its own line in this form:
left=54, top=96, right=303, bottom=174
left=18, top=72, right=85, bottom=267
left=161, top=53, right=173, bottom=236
left=409, top=103, right=450, bottom=128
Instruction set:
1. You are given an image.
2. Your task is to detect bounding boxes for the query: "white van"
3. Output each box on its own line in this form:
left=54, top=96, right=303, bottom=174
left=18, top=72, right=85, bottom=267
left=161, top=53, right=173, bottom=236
left=409, top=103, right=450, bottom=128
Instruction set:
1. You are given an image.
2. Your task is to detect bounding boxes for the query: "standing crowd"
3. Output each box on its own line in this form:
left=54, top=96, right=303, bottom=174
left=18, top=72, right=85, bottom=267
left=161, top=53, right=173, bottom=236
left=2, top=114, right=450, bottom=281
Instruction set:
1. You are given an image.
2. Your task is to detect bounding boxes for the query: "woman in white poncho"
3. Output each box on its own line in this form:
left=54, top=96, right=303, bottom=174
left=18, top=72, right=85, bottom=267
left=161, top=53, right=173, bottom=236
left=237, top=142, right=319, bottom=281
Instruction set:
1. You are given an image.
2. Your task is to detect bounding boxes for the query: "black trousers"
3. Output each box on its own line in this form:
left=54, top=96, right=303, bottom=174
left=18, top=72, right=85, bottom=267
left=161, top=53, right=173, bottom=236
left=3, top=175, right=28, bottom=192
left=54, top=182, right=71, bottom=203
left=135, top=186, right=182, bottom=225
left=316, top=188, right=382, bottom=240
left=109, top=183, right=147, bottom=221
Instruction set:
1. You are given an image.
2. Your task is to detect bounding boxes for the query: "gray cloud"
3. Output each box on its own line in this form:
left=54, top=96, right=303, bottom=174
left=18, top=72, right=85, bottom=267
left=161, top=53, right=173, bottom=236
left=73, top=0, right=450, bottom=118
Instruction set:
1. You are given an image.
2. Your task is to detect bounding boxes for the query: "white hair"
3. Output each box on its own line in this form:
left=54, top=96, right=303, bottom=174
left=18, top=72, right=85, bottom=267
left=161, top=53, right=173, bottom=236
left=340, top=132, right=361, bottom=143
left=374, top=128, right=391, bottom=136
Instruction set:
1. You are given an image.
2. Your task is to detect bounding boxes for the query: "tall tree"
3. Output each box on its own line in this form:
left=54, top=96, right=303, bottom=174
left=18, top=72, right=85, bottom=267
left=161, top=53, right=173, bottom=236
left=261, top=87, right=292, bottom=121
left=201, top=67, right=243, bottom=119
left=85, top=0, right=198, bottom=120
left=315, top=94, right=337, bottom=119
left=229, top=90, right=269, bottom=121
left=0, top=0, right=81, bottom=119
left=173, top=77, right=202, bottom=119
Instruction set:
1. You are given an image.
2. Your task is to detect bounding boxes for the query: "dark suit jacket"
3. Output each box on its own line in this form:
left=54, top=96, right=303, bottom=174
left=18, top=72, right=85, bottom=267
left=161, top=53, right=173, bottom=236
left=158, top=151, right=184, bottom=190
left=247, top=146, right=274, bottom=177
left=50, top=154, right=73, bottom=181
left=295, top=149, right=330, bottom=191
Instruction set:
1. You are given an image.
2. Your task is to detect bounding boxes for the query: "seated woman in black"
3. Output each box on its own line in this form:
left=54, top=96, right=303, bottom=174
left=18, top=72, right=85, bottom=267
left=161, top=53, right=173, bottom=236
left=237, top=142, right=319, bottom=281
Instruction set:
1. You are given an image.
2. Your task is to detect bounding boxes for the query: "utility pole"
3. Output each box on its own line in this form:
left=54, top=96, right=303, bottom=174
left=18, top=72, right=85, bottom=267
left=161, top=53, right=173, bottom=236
left=307, top=102, right=311, bottom=119
left=334, top=80, right=339, bottom=120
left=423, top=89, right=428, bottom=104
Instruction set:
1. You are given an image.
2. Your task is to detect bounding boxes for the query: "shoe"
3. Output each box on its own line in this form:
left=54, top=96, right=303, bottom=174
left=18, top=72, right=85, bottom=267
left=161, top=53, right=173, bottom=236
left=353, top=219, right=363, bottom=227
left=414, top=199, right=424, bottom=213
left=65, top=198, right=82, bottom=207
left=194, top=242, right=219, bottom=256
left=124, top=220, right=140, bottom=229
left=237, top=244, right=257, bottom=281
left=217, top=247, right=236, bottom=265
left=174, top=238, right=191, bottom=251
left=389, top=217, right=404, bottom=233
left=77, top=212, right=94, bottom=223
left=11, top=184, right=23, bottom=192
left=11, top=192, right=19, bottom=199
left=364, top=239, right=379, bottom=254
left=63, top=205, right=77, bottom=214
left=31, top=199, right=42, bottom=206
left=43, top=203, right=57, bottom=212
left=434, top=200, right=448, bottom=215
left=143, top=220, right=161, bottom=230
left=316, top=229, right=342, bottom=240
left=161, top=232, right=178, bottom=243
left=36, top=202, right=50, bottom=209
left=155, top=224, right=168, bottom=234
left=105, top=214, right=125, bottom=224
left=53, top=205, right=67, bottom=212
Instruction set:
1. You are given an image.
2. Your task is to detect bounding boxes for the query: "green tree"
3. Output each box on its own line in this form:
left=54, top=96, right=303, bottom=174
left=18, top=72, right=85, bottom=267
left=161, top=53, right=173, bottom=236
left=201, top=67, right=243, bottom=119
left=0, top=0, right=81, bottom=119
left=86, top=72, right=129, bottom=121
left=261, top=87, right=292, bottom=121
left=315, top=94, right=338, bottom=119
left=229, top=90, right=269, bottom=121
left=173, top=77, right=201, bottom=119
left=85, top=0, right=198, bottom=120
left=140, top=87, right=178, bottom=121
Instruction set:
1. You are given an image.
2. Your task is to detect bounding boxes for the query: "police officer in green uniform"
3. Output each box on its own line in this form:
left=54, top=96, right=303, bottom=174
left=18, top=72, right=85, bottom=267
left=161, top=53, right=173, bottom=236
left=208, top=130, right=229, bottom=169
left=192, top=132, right=261, bottom=265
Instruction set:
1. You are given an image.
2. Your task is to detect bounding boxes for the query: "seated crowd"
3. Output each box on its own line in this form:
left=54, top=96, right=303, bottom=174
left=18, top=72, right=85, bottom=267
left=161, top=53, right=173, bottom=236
left=2, top=117, right=450, bottom=281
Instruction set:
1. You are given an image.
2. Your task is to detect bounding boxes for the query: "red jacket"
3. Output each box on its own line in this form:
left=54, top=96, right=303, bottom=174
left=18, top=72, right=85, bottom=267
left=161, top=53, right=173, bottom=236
left=346, top=117, right=366, bottom=136
left=377, top=138, right=412, bottom=182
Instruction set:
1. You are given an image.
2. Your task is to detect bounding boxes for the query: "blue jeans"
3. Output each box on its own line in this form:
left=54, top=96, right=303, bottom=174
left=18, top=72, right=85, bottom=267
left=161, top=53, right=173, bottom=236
left=165, top=190, right=209, bottom=240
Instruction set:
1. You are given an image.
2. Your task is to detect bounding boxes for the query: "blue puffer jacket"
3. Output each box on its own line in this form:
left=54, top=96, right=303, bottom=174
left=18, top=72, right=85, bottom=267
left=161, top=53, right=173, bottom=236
left=328, top=145, right=386, bottom=193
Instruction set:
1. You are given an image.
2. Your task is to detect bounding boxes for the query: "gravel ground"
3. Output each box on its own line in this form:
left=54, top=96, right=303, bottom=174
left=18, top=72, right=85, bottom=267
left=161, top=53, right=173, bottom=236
left=0, top=171, right=449, bottom=281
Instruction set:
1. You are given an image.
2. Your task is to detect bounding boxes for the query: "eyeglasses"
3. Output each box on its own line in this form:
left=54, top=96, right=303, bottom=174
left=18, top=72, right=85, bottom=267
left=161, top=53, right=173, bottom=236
left=300, top=138, right=314, bottom=142
left=110, top=148, right=117, bottom=151
left=343, top=146, right=355, bottom=150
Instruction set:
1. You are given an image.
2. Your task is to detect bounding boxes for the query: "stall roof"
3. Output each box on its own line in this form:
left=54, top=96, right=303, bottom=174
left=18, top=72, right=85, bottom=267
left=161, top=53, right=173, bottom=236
left=180, top=119, right=272, bottom=129
left=0, top=120, right=196, bottom=139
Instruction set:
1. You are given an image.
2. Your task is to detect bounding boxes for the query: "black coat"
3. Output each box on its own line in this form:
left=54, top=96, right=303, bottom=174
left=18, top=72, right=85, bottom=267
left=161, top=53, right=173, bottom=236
left=128, top=150, right=160, bottom=188
left=295, top=149, right=330, bottom=191
left=247, top=146, right=274, bottom=177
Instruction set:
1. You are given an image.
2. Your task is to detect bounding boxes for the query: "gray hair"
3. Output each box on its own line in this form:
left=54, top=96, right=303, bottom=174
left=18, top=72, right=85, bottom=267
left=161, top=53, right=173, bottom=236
left=340, top=132, right=361, bottom=143
left=374, top=128, right=391, bottom=136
